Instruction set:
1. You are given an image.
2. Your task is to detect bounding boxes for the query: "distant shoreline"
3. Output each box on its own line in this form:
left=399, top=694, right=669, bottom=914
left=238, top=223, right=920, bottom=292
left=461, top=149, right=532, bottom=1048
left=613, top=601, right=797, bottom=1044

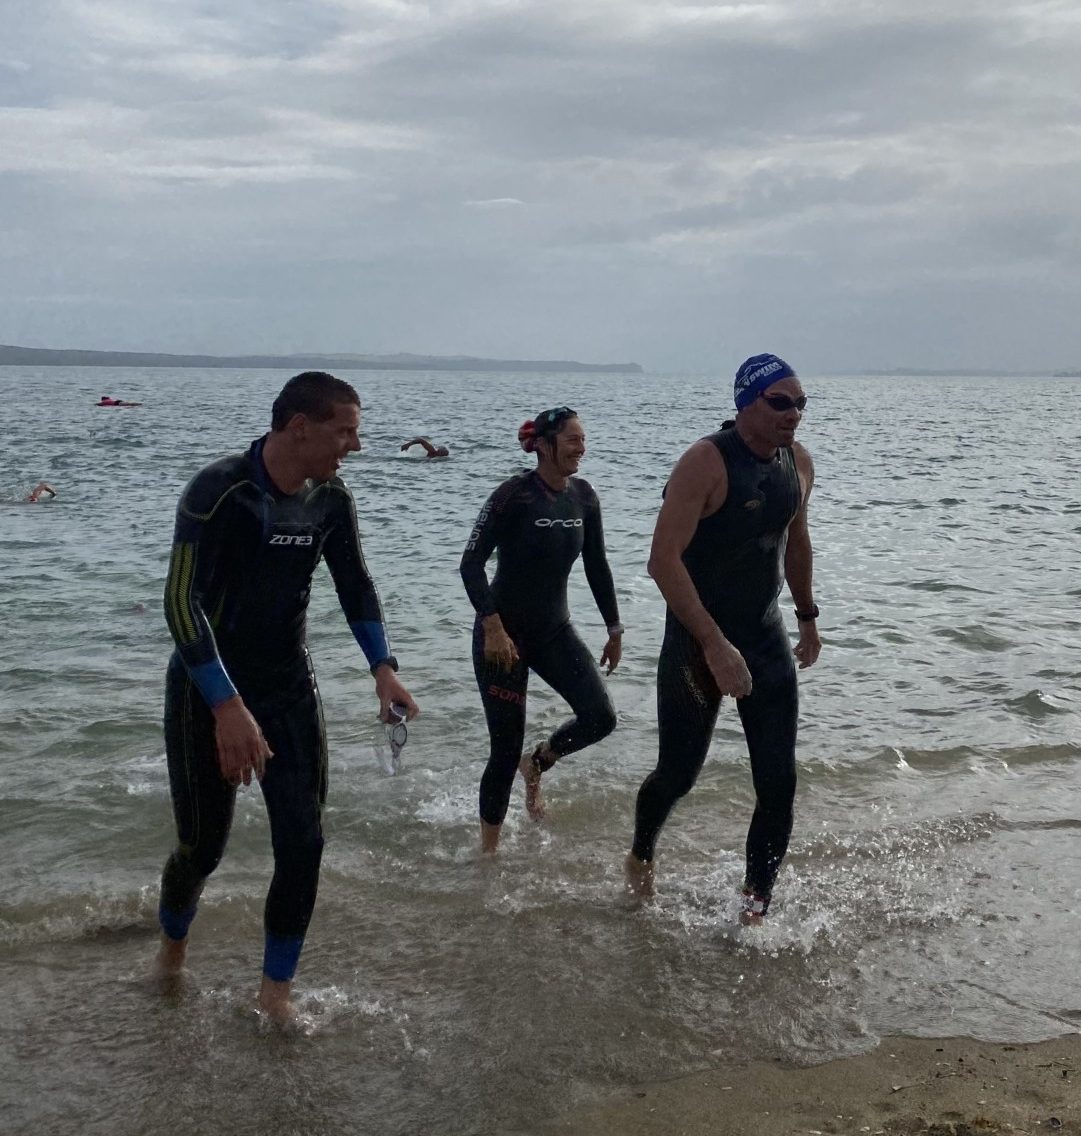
left=0, top=343, right=643, bottom=374
left=854, top=367, right=1080, bottom=378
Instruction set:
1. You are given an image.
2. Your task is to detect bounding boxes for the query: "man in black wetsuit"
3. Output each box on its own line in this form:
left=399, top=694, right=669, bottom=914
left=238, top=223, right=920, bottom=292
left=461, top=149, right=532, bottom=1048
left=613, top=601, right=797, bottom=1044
left=625, top=354, right=821, bottom=923
left=156, top=370, right=417, bottom=1022
left=460, top=407, right=623, bottom=852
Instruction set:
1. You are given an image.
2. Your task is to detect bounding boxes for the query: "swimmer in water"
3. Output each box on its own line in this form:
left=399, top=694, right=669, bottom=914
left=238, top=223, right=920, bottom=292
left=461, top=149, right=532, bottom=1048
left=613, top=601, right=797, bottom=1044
left=400, top=437, right=449, bottom=459
left=97, top=396, right=142, bottom=407
left=459, top=406, right=623, bottom=853
left=26, top=481, right=57, bottom=503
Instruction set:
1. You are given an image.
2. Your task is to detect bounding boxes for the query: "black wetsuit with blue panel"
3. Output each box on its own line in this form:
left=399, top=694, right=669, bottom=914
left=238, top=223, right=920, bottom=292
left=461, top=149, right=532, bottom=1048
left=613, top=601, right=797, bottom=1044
left=460, top=470, right=620, bottom=825
left=632, top=425, right=802, bottom=909
left=160, top=435, right=394, bottom=982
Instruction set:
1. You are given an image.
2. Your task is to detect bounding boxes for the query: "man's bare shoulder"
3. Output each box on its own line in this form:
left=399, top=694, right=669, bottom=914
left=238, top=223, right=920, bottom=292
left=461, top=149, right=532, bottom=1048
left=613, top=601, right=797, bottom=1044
left=671, top=437, right=726, bottom=481
left=661, top=438, right=727, bottom=514
left=791, top=440, right=815, bottom=477
left=678, top=436, right=726, bottom=468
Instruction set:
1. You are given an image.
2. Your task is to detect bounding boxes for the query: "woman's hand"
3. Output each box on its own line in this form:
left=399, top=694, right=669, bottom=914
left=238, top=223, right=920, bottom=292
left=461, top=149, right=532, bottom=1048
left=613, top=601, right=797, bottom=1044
left=600, top=633, right=622, bottom=674
left=482, top=614, right=519, bottom=671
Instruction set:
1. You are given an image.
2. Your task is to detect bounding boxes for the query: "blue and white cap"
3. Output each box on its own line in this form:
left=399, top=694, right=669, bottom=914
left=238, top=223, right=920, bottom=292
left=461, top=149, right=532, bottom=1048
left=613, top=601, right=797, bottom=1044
left=733, top=353, right=796, bottom=410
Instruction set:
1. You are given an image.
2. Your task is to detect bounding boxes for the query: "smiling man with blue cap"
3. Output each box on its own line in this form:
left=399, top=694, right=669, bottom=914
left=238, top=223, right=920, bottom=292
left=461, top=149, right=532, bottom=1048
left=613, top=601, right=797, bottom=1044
left=624, top=352, right=822, bottom=924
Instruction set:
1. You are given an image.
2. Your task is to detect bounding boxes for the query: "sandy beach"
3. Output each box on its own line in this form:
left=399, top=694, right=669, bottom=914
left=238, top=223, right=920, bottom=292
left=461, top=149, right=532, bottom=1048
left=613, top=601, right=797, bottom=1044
left=541, top=1035, right=1080, bottom=1136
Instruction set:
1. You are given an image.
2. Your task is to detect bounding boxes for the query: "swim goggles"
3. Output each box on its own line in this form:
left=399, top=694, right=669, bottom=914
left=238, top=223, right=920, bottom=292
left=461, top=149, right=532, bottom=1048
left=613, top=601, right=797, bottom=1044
left=759, top=393, right=807, bottom=412
left=386, top=703, right=408, bottom=762
left=535, top=405, right=577, bottom=434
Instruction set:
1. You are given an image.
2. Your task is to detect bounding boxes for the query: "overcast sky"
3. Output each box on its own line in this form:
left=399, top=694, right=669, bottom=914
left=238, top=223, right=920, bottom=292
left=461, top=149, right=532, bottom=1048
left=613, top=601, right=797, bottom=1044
left=2, top=0, right=1079, bottom=372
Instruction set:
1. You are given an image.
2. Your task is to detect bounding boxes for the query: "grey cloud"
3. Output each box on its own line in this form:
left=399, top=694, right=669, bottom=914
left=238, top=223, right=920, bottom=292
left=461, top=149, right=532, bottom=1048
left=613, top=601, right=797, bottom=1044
left=560, top=165, right=934, bottom=248
left=1, top=1, right=1080, bottom=371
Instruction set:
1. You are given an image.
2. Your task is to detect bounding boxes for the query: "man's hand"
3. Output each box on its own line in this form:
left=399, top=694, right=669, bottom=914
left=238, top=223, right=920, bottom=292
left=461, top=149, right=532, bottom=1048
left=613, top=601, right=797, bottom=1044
left=794, top=623, right=822, bottom=669
left=374, top=665, right=419, bottom=722
left=701, top=632, right=753, bottom=698
left=212, top=696, right=273, bottom=786
left=600, top=633, right=622, bottom=675
left=482, top=614, right=519, bottom=672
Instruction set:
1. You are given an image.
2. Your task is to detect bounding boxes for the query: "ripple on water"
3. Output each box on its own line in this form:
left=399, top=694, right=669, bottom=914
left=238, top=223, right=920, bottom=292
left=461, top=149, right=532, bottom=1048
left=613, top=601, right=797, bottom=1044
left=1003, top=689, right=1075, bottom=719
left=932, top=624, right=1015, bottom=651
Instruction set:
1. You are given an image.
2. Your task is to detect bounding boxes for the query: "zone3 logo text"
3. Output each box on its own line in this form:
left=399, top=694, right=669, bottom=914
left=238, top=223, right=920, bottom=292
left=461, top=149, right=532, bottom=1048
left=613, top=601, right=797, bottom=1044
left=269, top=534, right=314, bottom=546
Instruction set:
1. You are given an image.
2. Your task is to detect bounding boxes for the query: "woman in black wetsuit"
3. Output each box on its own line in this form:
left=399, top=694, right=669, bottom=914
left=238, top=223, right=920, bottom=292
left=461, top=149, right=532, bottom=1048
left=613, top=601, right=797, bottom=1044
left=459, top=407, right=624, bottom=852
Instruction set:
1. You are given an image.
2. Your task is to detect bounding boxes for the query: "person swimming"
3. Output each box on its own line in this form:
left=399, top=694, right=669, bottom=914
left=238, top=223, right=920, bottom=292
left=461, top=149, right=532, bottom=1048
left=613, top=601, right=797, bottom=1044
left=400, top=437, right=449, bottom=459
left=26, top=481, right=57, bottom=503
left=97, top=396, right=142, bottom=407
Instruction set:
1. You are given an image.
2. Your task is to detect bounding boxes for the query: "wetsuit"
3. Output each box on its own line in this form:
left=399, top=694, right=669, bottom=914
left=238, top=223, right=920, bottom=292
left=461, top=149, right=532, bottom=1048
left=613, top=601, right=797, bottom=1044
left=159, top=436, right=394, bottom=981
left=460, top=470, right=620, bottom=825
left=632, top=426, right=802, bottom=909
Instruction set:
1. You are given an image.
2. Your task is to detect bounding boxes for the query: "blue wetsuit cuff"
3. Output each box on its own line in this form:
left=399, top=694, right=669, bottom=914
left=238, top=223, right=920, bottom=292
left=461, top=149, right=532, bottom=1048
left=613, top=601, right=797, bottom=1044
left=189, top=660, right=238, bottom=708
left=349, top=619, right=391, bottom=669
left=263, top=933, right=305, bottom=982
left=159, top=904, right=197, bottom=942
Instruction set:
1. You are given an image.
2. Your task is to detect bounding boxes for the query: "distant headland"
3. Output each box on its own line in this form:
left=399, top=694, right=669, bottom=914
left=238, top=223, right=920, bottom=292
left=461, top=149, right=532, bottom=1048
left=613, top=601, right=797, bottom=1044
left=0, top=343, right=643, bottom=374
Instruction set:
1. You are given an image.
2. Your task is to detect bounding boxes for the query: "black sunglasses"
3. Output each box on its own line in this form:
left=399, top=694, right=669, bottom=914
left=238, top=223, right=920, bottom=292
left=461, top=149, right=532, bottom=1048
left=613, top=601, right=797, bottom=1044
left=759, top=393, right=807, bottom=412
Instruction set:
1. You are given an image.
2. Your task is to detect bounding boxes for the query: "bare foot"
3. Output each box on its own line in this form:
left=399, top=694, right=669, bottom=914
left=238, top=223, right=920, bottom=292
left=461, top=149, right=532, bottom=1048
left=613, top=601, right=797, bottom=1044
left=257, top=977, right=298, bottom=1026
left=518, top=748, right=546, bottom=821
left=480, top=820, right=501, bottom=854
left=155, top=934, right=187, bottom=977
left=739, top=890, right=768, bottom=927
left=152, top=935, right=188, bottom=995
left=623, top=853, right=655, bottom=901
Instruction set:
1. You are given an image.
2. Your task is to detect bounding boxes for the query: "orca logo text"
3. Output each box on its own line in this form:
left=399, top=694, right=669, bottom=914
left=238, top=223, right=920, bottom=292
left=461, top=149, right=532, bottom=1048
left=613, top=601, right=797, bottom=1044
left=534, top=518, right=582, bottom=528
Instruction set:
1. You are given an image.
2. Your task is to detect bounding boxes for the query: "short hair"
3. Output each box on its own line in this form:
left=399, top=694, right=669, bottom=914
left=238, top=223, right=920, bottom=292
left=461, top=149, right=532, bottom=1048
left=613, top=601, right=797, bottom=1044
left=271, top=371, right=360, bottom=431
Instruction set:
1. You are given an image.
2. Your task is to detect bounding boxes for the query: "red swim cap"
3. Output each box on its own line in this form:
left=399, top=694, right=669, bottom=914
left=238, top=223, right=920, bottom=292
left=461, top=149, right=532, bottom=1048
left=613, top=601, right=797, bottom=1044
left=518, top=420, right=537, bottom=452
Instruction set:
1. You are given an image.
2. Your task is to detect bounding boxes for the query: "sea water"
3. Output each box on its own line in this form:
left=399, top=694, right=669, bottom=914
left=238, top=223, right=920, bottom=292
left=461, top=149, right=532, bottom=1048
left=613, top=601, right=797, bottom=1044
left=1, top=366, right=1079, bottom=1135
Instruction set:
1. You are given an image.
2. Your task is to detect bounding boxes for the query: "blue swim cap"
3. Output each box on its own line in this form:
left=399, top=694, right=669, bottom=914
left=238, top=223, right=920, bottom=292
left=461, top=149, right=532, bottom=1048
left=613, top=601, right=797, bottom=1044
left=733, top=354, right=796, bottom=410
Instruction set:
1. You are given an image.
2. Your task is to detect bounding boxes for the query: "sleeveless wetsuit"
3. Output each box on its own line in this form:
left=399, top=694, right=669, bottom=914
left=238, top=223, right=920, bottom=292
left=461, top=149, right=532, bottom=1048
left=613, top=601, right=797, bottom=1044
left=632, top=427, right=802, bottom=908
left=159, top=435, right=393, bottom=981
left=460, top=470, right=620, bottom=825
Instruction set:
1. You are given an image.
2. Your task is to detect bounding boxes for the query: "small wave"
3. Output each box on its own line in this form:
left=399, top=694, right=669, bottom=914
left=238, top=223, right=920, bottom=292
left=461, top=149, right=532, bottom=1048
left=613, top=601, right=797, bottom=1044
left=987, top=742, right=1080, bottom=768
left=855, top=743, right=1081, bottom=773
left=900, top=705, right=959, bottom=718
left=879, top=630, right=912, bottom=644
left=932, top=624, right=1014, bottom=651
left=0, top=887, right=158, bottom=947
left=990, top=502, right=1056, bottom=514
left=796, top=810, right=1001, bottom=864
left=897, top=579, right=986, bottom=594
left=1003, top=689, right=1075, bottom=720
left=877, top=744, right=984, bottom=771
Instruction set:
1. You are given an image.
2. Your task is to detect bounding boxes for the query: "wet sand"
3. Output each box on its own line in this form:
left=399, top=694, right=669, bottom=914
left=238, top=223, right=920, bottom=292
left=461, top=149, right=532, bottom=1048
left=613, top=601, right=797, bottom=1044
left=541, top=1035, right=1080, bottom=1136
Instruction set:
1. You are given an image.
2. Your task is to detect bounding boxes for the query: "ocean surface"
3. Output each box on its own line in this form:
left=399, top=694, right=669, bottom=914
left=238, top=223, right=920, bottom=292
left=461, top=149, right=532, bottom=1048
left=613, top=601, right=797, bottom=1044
left=1, top=366, right=1079, bottom=1135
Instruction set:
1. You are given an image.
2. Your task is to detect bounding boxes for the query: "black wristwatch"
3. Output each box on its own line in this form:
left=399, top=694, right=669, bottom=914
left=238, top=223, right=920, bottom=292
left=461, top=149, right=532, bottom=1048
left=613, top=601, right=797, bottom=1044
left=794, top=605, right=819, bottom=622
left=370, top=655, right=400, bottom=676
